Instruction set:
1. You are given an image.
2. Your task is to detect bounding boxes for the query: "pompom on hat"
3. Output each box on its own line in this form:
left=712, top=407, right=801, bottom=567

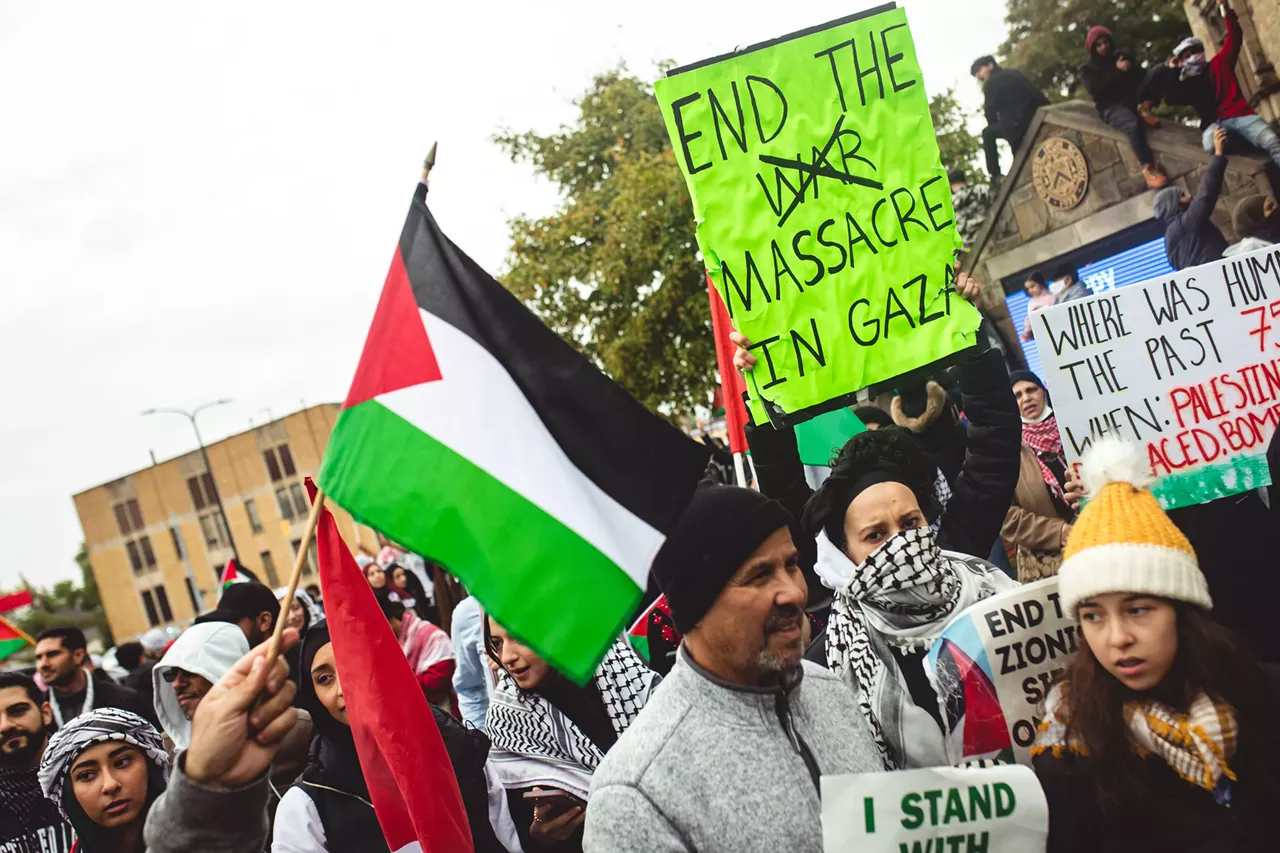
left=1058, top=437, right=1211, bottom=614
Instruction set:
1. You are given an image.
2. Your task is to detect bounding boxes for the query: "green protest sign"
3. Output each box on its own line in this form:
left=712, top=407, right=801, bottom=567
left=655, top=3, right=980, bottom=425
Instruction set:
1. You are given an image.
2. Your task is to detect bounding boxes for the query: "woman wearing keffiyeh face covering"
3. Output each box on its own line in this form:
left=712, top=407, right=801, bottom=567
left=732, top=272, right=1023, bottom=769
left=1002, top=370, right=1083, bottom=581
left=38, top=708, right=169, bottom=853
left=803, top=428, right=1018, bottom=769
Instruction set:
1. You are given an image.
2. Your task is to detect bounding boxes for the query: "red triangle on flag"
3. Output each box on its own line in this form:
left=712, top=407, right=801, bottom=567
left=343, top=247, right=443, bottom=411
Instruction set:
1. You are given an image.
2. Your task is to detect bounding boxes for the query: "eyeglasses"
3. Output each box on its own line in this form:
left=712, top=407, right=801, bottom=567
left=160, top=668, right=193, bottom=684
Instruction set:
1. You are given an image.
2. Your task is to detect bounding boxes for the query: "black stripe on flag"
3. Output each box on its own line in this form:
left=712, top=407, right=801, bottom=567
left=396, top=183, right=709, bottom=535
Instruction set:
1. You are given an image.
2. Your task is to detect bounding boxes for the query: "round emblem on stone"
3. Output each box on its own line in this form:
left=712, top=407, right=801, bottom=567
left=1031, top=137, right=1089, bottom=210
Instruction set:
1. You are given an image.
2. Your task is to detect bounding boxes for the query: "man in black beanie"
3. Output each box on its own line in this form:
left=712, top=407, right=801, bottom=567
left=583, top=483, right=881, bottom=853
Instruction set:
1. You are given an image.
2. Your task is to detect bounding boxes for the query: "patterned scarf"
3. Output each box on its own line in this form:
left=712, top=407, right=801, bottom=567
left=1021, top=411, right=1066, bottom=502
left=1034, top=683, right=1238, bottom=792
left=0, top=758, right=70, bottom=842
left=38, top=708, right=170, bottom=822
left=486, top=638, right=658, bottom=800
left=825, top=526, right=1013, bottom=768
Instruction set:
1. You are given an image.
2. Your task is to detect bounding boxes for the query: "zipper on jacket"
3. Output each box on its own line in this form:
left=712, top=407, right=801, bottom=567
left=774, top=689, right=821, bottom=792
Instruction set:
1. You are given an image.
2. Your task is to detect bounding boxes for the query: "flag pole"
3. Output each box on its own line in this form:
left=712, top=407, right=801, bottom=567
left=263, top=488, right=326, bottom=674
left=732, top=452, right=747, bottom=487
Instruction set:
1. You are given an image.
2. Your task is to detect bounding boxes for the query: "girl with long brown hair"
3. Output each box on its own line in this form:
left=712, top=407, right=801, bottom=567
left=1032, top=438, right=1280, bottom=853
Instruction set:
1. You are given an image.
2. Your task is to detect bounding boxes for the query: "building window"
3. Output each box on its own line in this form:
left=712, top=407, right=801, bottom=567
left=278, top=445, right=297, bottom=477
left=264, top=444, right=295, bottom=482
left=275, top=487, right=295, bottom=522
left=126, top=541, right=142, bottom=573
left=263, top=448, right=282, bottom=482
left=137, top=535, right=156, bottom=568
left=199, top=511, right=230, bottom=548
left=289, top=483, right=309, bottom=517
left=261, top=550, right=279, bottom=587
left=113, top=498, right=144, bottom=536
left=140, top=589, right=160, bottom=627
left=291, top=538, right=317, bottom=577
left=187, top=473, right=217, bottom=511
left=245, top=499, right=263, bottom=533
left=155, top=586, right=173, bottom=622
left=185, top=578, right=201, bottom=614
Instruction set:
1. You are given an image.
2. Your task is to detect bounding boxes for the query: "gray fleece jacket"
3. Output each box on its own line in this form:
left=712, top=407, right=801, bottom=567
left=583, top=647, right=881, bottom=853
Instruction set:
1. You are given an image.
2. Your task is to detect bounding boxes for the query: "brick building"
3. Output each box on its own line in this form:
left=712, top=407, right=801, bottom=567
left=73, top=404, right=381, bottom=640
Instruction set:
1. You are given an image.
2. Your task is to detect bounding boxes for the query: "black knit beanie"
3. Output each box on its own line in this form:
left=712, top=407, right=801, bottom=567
left=650, top=483, right=799, bottom=633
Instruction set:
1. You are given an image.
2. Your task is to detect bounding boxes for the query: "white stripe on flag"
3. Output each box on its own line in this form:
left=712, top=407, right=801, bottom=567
left=377, top=309, right=663, bottom=588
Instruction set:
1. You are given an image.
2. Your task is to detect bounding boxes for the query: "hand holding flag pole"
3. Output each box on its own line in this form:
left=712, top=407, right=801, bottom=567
left=262, top=488, right=327, bottom=677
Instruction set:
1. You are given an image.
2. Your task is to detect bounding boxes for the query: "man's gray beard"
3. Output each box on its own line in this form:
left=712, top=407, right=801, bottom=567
left=756, top=646, right=802, bottom=674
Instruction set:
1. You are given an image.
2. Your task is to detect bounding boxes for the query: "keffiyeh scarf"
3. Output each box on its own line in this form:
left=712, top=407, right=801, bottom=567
left=1034, top=683, right=1238, bottom=793
left=486, top=639, right=658, bottom=800
left=1021, top=411, right=1066, bottom=502
left=398, top=611, right=454, bottom=675
left=825, top=526, right=1013, bottom=768
left=37, top=708, right=170, bottom=822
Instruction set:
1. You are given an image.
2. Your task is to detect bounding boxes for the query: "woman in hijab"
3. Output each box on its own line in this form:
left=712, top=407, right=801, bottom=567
left=1001, top=370, right=1079, bottom=581
left=38, top=708, right=170, bottom=853
left=732, top=273, right=1023, bottom=769
left=484, top=615, right=659, bottom=852
left=272, top=623, right=509, bottom=853
left=275, top=587, right=324, bottom=685
left=387, top=565, right=435, bottom=624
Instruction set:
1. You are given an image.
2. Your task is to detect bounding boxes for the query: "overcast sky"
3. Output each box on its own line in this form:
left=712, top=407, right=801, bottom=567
left=0, top=0, right=1007, bottom=590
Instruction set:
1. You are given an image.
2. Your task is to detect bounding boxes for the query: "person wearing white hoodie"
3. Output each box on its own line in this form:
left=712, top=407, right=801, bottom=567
left=153, top=623, right=313, bottom=828
left=152, top=623, right=249, bottom=753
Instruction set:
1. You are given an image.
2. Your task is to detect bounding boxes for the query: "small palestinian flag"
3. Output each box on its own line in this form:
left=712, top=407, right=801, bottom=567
left=0, top=614, right=33, bottom=662
left=0, top=588, right=34, bottom=615
left=319, top=181, right=708, bottom=683
left=219, top=559, right=244, bottom=589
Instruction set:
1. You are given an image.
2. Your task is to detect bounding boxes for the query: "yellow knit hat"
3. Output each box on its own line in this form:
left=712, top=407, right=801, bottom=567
left=1058, top=437, right=1211, bottom=614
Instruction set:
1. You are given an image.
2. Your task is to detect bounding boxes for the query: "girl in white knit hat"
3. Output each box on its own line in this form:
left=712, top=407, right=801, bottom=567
left=1031, top=437, right=1280, bottom=853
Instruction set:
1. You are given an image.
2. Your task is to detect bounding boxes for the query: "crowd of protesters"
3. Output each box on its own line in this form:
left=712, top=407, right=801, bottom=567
left=4, top=8, right=1280, bottom=853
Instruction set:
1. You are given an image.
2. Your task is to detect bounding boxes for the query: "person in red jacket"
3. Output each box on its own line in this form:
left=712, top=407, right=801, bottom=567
left=1152, top=1, right=1280, bottom=168
left=376, top=589, right=458, bottom=716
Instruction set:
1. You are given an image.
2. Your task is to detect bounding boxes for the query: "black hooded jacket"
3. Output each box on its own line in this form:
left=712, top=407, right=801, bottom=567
left=1080, top=47, right=1145, bottom=112
left=292, top=623, right=505, bottom=853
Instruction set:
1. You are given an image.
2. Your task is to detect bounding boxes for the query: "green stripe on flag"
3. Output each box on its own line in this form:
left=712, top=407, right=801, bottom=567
left=319, top=400, right=642, bottom=684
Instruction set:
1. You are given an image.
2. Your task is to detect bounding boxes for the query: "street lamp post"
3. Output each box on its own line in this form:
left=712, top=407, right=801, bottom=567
left=142, top=400, right=242, bottom=568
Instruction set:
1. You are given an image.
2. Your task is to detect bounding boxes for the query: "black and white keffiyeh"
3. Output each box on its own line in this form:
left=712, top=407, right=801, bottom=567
left=824, top=526, right=1014, bottom=769
left=38, top=708, right=169, bottom=822
left=486, top=638, right=657, bottom=800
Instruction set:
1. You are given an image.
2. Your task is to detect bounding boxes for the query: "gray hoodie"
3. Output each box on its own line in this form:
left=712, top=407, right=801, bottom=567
left=153, top=623, right=249, bottom=750
left=1156, top=155, right=1228, bottom=271
left=583, top=646, right=882, bottom=853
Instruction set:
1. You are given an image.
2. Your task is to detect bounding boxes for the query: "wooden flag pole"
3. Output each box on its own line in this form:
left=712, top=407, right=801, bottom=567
left=262, top=488, right=327, bottom=675
left=0, top=613, right=37, bottom=646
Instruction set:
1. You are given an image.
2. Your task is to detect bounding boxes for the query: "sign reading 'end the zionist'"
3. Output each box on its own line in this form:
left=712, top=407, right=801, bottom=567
left=655, top=3, right=979, bottom=425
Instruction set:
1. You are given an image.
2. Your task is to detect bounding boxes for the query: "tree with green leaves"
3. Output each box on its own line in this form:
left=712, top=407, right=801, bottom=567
left=931, top=87, right=982, bottom=180
left=1001, top=0, right=1190, bottom=100
left=496, top=68, right=981, bottom=419
left=13, top=544, right=114, bottom=648
left=496, top=68, right=714, bottom=419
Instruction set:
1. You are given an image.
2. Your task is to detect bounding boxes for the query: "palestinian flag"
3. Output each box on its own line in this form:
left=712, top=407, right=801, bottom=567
left=707, top=276, right=748, bottom=455
left=319, top=181, right=709, bottom=683
left=0, top=614, right=33, bottom=662
left=219, top=559, right=245, bottom=590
